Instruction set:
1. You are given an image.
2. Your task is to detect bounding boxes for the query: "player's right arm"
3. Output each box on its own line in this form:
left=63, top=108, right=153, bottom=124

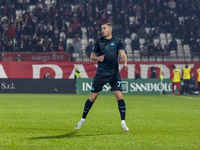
left=90, top=40, right=104, bottom=62
left=90, top=53, right=104, bottom=62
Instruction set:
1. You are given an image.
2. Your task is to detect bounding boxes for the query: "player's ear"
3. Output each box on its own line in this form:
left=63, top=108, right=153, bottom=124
left=109, top=26, right=112, bottom=32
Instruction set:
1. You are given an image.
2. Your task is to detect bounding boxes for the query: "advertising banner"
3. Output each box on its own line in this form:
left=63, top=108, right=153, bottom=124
left=76, top=78, right=176, bottom=95
left=0, top=61, right=198, bottom=79
left=0, top=79, right=76, bottom=93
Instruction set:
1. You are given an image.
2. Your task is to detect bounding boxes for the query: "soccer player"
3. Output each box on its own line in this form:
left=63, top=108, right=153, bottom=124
left=75, top=22, right=129, bottom=132
left=181, top=62, right=192, bottom=95
left=171, top=65, right=181, bottom=95
left=195, top=64, right=200, bottom=95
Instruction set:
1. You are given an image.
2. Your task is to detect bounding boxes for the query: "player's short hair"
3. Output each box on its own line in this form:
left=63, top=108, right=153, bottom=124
left=102, top=22, right=112, bottom=28
left=172, top=65, right=176, bottom=69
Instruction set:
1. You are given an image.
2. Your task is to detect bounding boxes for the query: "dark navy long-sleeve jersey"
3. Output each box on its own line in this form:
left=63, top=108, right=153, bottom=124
left=92, top=36, right=124, bottom=76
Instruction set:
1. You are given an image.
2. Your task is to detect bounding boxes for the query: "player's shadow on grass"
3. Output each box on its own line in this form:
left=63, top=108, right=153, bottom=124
left=30, top=131, right=122, bottom=140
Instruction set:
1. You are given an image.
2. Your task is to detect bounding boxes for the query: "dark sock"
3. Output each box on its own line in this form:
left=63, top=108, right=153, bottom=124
left=82, top=99, right=94, bottom=119
left=118, top=99, right=126, bottom=120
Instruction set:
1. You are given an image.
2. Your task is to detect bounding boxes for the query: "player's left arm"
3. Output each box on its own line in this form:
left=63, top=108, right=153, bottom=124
left=171, top=72, right=174, bottom=82
left=119, top=50, right=129, bottom=70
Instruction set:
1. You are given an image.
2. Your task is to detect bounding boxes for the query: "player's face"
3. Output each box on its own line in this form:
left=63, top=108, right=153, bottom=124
left=101, top=24, right=112, bottom=37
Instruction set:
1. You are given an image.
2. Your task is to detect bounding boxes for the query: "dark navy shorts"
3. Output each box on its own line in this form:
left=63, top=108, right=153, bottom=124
left=91, top=72, right=122, bottom=93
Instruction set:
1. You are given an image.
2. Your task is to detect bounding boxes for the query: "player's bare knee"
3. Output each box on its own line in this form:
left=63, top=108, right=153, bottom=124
left=115, top=94, right=123, bottom=100
left=89, top=97, right=96, bottom=102
left=89, top=93, right=98, bottom=102
left=114, top=91, right=123, bottom=100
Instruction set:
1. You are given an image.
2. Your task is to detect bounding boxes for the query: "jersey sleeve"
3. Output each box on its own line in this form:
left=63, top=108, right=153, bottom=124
left=117, top=40, right=125, bottom=51
left=92, top=41, right=99, bottom=54
left=171, top=71, right=174, bottom=80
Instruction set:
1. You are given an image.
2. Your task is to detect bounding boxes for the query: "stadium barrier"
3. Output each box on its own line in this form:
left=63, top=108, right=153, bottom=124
left=1, top=52, right=70, bottom=62
left=76, top=78, right=177, bottom=95
left=0, top=79, right=76, bottom=94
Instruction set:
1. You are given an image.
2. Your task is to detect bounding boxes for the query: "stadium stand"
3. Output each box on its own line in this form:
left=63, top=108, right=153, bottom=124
left=0, top=0, right=200, bottom=62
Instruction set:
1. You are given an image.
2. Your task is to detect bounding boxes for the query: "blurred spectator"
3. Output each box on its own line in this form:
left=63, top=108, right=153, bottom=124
left=115, top=25, right=124, bottom=39
left=107, top=1, right=113, bottom=13
left=131, top=36, right=140, bottom=51
left=163, top=45, right=170, bottom=57
left=61, top=36, right=67, bottom=51
left=153, top=26, right=160, bottom=39
left=150, top=66, right=157, bottom=78
left=35, top=41, right=43, bottom=52
left=130, top=21, right=139, bottom=33
left=137, top=25, right=147, bottom=38
left=0, top=0, right=200, bottom=62
left=191, top=43, right=200, bottom=53
left=73, top=34, right=82, bottom=53
left=52, top=34, right=59, bottom=51
left=155, top=42, right=163, bottom=55
left=25, top=38, right=33, bottom=52
left=1, top=19, right=8, bottom=38
left=169, top=38, right=177, bottom=51
left=19, top=39, right=25, bottom=52
left=48, top=42, right=54, bottom=52
left=0, top=41, right=4, bottom=52
left=68, top=44, right=75, bottom=61
left=7, top=23, right=16, bottom=42
left=147, top=42, right=155, bottom=56
left=125, top=26, right=131, bottom=38
left=146, top=30, right=153, bottom=44
left=37, top=26, right=45, bottom=38
left=191, top=43, right=200, bottom=59
left=85, top=41, right=93, bottom=58
left=168, top=0, right=176, bottom=10
left=5, top=41, right=13, bottom=52
left=140, top=44, right=148, bottom=59
left=87, top=26, right=94, bottom=39
left=133, top=4, right=142, bottom=16
left=44, top=72, right=52, bottom=79
left=58, top=41, right=64, bottom=52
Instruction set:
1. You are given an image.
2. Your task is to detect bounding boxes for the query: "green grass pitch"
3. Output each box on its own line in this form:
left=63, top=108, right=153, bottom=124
left=0, top=94, right=200, bottom=150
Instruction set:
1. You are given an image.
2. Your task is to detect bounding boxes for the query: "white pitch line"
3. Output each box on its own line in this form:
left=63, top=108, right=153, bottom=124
left=167, top=95, right=195, bottom=99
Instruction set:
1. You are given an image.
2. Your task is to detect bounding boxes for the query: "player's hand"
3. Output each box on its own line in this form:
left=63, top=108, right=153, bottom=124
left=97, top=55, right=104, bottom=62
left=124, top=64, right=129, bottom=70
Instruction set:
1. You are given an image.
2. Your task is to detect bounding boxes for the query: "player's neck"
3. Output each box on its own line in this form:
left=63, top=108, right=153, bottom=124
left=104, top=34, right=112, bottom=40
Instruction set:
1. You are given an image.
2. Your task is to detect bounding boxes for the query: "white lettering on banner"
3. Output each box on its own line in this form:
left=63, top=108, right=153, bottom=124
left=82, top=82, right=111, bottom=91
left=32, top=65, right=63, bottom=79
left=81, top=81, right=172, bottom=93
left=130, top=83, right=172, bottom=92
left=140, top=64, right=170, bottom=79
left=82, top=82, right=92, bottom=91
left=1, top=82, right=15, bottom=89
left=0, top=65, right=8, bottom=78
left=69, top=64, right=88, bottom=79
left=31, top=54, right=65, bottom=61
